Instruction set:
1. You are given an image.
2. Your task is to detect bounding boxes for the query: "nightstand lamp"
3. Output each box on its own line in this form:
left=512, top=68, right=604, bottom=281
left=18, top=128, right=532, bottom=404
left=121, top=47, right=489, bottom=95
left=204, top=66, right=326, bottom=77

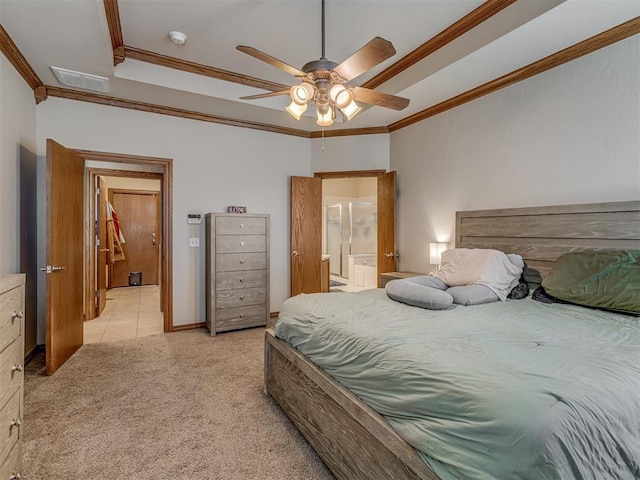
left=429, top=242, right=448, bottom=271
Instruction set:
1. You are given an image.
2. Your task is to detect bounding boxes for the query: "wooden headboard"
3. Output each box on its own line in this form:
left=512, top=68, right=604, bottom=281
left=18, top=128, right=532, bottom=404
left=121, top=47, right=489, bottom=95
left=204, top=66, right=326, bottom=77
left=456, top=201, right=640, bottom=286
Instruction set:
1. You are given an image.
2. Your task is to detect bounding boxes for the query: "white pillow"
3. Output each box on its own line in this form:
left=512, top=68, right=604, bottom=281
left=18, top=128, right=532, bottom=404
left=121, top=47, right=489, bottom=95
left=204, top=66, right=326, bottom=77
left=431, top=249, right=523, bottom=301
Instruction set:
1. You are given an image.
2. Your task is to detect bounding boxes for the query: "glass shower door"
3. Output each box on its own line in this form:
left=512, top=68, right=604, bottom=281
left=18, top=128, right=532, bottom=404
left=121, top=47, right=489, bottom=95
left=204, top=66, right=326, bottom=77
left=326, top=204, right=342, bottom=276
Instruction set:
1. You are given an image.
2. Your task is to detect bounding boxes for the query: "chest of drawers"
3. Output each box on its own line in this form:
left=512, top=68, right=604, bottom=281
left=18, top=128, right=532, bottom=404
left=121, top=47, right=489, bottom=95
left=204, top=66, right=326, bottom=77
left=0, top=274, right=25, bottom=480
left=205, top=213, right=270, bottom=335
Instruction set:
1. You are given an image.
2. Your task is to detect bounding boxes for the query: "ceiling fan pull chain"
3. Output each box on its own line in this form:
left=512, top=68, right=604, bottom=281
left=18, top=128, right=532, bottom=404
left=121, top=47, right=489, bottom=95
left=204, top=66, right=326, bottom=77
left=321, top=125, right=326, bottom=151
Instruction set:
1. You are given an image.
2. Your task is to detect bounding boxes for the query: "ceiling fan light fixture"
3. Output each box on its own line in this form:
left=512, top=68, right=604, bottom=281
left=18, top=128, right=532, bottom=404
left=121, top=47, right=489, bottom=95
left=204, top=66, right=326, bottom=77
left=329, top=84, right=350, bottom=107
left=291, top=82, right=315, bottom=105
left=286, top=101, right=307, bottom=120
left=316, top=108, right=334, bottom=127
left=338, top=99, right=361, bottom=121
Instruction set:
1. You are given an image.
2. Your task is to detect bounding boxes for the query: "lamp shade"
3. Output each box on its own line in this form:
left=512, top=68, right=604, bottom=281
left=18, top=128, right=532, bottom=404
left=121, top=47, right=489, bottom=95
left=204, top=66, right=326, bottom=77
left=286, top=101, right=307, bottom=120
left=291, top=82, right=315, bottom=105
left=339, top=99, right=361, bottom=121
left=316, top=108, right=334, bottom=127
left=429, top=242, right=448, bottom=266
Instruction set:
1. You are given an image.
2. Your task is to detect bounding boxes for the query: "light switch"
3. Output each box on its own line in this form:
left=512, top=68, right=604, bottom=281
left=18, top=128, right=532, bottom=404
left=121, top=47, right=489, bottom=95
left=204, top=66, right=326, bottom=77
left=189, top=237, right=199, bottom=247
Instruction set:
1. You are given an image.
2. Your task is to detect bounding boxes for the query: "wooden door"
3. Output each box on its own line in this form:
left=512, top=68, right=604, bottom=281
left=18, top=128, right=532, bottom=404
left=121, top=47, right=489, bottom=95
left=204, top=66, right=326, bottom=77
left=111, top=190, right=160, bottom=287
left=377, top=171, right=397, bottom=285
left=95, top=176, right=107, bottom=316
left=290, top=176, right=322, bottom=296
left=45, top=139, right=84, bottom=375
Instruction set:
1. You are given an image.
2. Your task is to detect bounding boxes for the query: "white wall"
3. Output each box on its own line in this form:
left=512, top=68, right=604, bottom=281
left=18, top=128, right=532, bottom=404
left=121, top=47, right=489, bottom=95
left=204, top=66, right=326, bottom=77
left=391, top=37, right=640, bottom=274
left=36, top=99, right=311, bottom=326
left=0, top=55, right=37, bottom=273
left=311, top=134, right=390, bottom=173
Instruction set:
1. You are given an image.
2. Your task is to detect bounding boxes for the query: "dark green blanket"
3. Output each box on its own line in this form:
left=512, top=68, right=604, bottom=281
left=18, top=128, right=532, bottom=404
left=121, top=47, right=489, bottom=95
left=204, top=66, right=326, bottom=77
left=542, top=250, right=640, bottom=314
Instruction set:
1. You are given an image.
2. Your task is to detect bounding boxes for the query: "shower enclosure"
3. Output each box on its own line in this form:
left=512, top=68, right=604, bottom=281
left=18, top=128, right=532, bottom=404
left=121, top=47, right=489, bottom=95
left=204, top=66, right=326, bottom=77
left=325, top=202, right=377, bottom=280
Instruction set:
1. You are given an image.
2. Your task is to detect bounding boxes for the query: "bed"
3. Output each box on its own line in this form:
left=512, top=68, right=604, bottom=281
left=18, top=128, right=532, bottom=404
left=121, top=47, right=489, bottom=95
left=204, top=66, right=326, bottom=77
left=264, top=201, right=640, bottom=479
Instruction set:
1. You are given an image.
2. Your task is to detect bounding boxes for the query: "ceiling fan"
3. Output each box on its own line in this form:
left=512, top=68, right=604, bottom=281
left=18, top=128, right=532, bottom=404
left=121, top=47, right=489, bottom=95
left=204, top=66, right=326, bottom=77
left=236, top=0, right=410, bottom=127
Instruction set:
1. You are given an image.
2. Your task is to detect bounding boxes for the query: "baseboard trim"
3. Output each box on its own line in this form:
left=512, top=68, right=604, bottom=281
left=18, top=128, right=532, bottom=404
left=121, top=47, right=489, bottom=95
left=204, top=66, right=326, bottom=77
left=25, top=344, right=45, bottom=365
left=171, top=322, right=206, bottom=332
left=172, top=316, right=277, bottom=332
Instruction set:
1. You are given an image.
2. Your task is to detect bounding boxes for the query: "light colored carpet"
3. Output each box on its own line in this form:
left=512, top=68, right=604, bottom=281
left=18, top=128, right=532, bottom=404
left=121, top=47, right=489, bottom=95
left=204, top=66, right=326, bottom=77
left=24, top=328, right=334, bottom=479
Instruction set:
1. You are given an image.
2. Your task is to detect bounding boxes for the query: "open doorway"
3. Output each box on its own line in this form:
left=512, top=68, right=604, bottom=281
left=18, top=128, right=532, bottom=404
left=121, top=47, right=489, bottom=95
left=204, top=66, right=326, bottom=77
left=322, top=177, right=378, bottom=292
left=80, top=150, right=173, bottom=344
left=289, top=169, right=395, bottom=297
left=87, top=174, right=163, bottom=343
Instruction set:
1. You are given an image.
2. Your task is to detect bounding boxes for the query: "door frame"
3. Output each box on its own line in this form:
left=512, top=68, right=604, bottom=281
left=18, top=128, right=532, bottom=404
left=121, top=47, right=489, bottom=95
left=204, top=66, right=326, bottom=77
left=79, top=149, right=174, bottom=333
left=314, top=169, right=396, bottom=287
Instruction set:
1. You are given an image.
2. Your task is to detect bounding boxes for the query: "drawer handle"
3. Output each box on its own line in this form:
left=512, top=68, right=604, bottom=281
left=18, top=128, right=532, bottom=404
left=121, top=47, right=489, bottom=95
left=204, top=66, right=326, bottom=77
left=240, top=313, right=244, bottom=319
left=239, top=260, right=245, bottom=264
left=239, top=278, right=244, bottom=283
left=240, top=241, right=245, bottom=246
left=11, top=364, right=23, bottom=374
left=9, top=418, right=21, bottom=431
left=240, top=223, right=245, bottom=228
left=10, top=473, right=22, bottom=480
left=239, top=295, right=245, bottom=300
left=11, top=311, right=23, bottom=322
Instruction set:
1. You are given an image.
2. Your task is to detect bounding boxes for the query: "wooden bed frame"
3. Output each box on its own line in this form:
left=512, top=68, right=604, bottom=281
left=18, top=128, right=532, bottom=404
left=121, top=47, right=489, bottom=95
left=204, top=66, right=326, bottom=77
left=264, top=200, right=640, bottom=480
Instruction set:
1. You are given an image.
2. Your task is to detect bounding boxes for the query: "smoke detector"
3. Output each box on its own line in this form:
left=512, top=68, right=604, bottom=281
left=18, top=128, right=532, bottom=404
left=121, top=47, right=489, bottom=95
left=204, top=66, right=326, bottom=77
left=169, top=31, right=187, bottom=45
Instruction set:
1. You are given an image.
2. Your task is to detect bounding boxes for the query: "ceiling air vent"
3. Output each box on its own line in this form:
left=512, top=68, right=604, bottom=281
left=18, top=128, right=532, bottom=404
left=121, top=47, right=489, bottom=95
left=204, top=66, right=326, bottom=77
left=50, top=66, right=111, bottom=94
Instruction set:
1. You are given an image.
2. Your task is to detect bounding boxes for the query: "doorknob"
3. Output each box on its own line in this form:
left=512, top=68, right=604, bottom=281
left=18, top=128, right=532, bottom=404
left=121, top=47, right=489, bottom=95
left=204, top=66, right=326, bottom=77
left=384, top=252, right=398, bottom=258
left=40, top=266, right=65, bottom=273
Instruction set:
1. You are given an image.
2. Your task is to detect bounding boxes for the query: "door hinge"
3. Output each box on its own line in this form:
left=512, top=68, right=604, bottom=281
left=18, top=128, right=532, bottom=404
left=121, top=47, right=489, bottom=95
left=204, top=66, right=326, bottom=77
left=95, top=187, right=100, bottom=195
left=96, top=237, right=100, bottom=247
left=95, top=290, right=100, bottom=298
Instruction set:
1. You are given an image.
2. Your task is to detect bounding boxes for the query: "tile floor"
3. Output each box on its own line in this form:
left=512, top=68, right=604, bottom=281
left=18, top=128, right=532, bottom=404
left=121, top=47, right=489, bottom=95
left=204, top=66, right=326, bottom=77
left=84, top=285, right=164, bottom=344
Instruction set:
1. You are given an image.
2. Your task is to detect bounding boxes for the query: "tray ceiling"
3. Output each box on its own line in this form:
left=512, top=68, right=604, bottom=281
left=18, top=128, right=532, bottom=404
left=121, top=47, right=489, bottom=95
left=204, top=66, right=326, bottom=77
left=0, top=0, right=638, bottom=135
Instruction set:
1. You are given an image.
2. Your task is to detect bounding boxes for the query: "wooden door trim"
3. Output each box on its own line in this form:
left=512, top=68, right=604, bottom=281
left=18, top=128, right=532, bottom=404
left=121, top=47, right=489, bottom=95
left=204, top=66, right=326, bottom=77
left=314, top=170, right=387, bottom=179
left=109, top=188, right=161, bottom=196
left=82, top=151, right=174, bottom=333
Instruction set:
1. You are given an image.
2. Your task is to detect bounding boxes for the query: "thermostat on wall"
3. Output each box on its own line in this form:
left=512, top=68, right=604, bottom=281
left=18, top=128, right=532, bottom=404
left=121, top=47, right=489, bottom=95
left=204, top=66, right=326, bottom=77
left=187, top=213, right=202, bottom=224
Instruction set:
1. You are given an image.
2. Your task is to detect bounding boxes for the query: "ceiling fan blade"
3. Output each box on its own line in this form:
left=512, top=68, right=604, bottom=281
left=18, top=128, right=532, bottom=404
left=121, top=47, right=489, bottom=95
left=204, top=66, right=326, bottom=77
left=352, top=86, right=409, bottom=111
left=237, top=46, right=306, bottom=77
left=240, top=90, right=290, bottom=100
left=333, top=37, right=396, bottom=82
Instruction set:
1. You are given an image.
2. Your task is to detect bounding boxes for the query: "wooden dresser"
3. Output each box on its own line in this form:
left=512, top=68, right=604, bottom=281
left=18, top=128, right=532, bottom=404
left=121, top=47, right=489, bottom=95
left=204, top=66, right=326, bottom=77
left=0, top=274, right=25, bottom=480
left=205, top=213, right=270, bottom=335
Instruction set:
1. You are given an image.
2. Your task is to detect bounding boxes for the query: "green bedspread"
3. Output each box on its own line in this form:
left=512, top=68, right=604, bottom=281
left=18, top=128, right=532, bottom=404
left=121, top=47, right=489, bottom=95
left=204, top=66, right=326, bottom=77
left=275, top=289, right=640, bottom=480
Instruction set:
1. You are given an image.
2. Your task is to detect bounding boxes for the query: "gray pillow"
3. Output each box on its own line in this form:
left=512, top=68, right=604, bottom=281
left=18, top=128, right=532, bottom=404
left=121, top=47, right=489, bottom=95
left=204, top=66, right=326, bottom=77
left=404, top=275, right=448, bottom=290
left=447, top=285, right=499, bottom=306
left=385, top=279, right=454, bottom=310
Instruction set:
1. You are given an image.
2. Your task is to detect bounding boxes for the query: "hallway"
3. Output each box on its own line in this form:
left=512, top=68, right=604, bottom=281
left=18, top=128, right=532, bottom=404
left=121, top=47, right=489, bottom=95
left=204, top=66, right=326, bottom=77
left=84, top=285, right=164, bottom=343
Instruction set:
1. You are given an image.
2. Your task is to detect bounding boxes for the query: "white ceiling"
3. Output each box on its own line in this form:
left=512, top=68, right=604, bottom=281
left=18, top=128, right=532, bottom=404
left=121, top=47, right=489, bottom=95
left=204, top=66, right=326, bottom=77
left=1, top=0, right=638, bottom=133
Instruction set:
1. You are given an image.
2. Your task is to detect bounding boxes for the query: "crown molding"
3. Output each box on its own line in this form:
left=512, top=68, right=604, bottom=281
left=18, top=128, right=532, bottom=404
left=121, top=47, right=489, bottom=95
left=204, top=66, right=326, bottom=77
left=45, top=86, right=312, bottom=138
left=363, top=0, right=517, bottom=90
left=124, top=46, right=290, bottom=93
left=310, top=127, right=389, bottom=138
left=389, top=17, right=640, bottom=132
left=2, top=10, right=633, bottom=140
left=0, top=24, right=47, bottom=103
left=103, top=0, right=124, bottom=65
